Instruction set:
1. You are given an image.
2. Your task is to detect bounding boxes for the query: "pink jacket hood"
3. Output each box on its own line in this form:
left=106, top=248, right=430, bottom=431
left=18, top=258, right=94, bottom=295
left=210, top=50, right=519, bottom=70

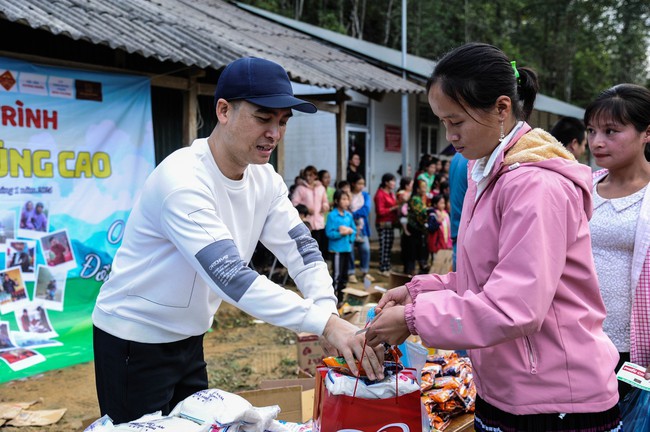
left=499, top=126, right=594, bottom=219
left=404, top=124, right=619, bottom=415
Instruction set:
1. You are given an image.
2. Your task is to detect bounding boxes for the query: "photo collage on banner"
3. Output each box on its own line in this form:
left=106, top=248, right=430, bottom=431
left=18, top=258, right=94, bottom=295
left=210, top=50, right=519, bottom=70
left=0, top=56, right=155, bottom=375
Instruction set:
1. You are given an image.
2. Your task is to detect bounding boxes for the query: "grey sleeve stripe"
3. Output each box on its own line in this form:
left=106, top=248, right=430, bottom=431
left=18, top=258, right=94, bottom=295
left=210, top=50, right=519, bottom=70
left=195, top=239, right=258, bottom=302
left=289, top=223, right=323, bottom=265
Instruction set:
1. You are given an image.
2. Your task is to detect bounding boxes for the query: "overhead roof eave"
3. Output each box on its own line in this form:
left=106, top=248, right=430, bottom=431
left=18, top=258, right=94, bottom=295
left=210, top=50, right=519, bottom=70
left=0, top=0, right=424, bottom=94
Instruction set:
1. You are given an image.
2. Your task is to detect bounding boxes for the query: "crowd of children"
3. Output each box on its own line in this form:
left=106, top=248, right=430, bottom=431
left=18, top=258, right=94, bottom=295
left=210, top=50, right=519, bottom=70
left=286, top=155, right=454, bottom=305
left=289, top=165, right=372, bottom=304
left=396, top=154, right=454, bottom=276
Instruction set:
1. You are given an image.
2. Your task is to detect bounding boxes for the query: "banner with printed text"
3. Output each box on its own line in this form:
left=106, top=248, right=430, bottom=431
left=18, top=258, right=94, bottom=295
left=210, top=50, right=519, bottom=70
left=0, top=57, right=155, bottom=382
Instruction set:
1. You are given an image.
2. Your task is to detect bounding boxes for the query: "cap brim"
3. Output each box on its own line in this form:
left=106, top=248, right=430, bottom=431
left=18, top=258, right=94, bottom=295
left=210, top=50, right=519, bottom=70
left=245, top=95, right=317, bottom=113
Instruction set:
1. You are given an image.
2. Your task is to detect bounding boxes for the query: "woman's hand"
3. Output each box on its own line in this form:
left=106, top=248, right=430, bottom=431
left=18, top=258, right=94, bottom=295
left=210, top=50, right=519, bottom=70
left=376, top=285, right=412, bottom=313
left=365, top=306, right=411, bottom=347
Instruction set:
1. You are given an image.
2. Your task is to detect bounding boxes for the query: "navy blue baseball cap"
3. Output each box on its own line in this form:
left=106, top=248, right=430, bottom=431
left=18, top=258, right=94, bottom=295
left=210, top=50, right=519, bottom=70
left=214, top=57, right=317, bottom=113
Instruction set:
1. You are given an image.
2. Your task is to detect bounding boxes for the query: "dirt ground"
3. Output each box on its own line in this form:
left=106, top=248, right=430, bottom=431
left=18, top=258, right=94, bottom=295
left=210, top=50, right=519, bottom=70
left=0, top=302, right=307, bottom=432
left=0, top=261, right=398, bottom=432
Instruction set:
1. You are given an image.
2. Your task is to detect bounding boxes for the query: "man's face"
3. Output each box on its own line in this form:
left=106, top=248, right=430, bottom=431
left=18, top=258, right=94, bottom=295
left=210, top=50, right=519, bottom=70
left=220, top=100, right=292, bottom=168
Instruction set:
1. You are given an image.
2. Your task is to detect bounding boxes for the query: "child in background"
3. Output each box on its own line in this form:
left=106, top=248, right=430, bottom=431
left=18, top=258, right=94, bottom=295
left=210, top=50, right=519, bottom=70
left=318, top=170, right=336, bottom=221
left=337, top=180, right=351, bottom=195
left=396, top=176, right=413, bottom=274
left=429, top=176, right=442, bottom=198
left=405, top=179, right=431, bottom=275
left=295, top=204, right=312, bottom=231
left=325, top=189, right=356, bottom=306
left=427, top=195, right=452, bottom=260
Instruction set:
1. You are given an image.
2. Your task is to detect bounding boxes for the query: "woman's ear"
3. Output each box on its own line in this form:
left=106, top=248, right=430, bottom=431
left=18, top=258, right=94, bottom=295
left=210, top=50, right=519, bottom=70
left=495, top=95, right=512, bottom=120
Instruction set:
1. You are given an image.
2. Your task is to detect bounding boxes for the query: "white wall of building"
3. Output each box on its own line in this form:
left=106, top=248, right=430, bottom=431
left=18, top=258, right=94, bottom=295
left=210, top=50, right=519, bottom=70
left=368, top=93, right=419, bottom=193
left=282, top=109, right=337, bottom=186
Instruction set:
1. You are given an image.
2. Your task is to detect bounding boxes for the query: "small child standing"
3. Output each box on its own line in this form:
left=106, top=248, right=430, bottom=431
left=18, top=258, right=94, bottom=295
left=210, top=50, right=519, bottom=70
left=427, top=194, right=452, bottom=259
left=294, top=204, right=312, bottom=231
left=325, top=188, right=356, bottom=305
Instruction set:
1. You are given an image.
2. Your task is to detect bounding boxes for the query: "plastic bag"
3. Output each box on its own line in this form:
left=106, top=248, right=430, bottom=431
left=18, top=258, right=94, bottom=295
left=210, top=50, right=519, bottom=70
left=621, top=388, right=650, bottom=431
left=324, top=368, right=420, bottom=399
left=170, top=389, right=252, bottom=425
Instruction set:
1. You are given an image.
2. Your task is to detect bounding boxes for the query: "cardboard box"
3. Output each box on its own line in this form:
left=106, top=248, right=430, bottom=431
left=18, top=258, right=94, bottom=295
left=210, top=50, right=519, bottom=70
left=238, top=378, right=316, bottom=423
left=389, top=271, right=412, bottom=287
left=341, top=286, right=384, bottom=305
left=341, top=303, right=378, bottom=328
left=296, top=332, right=324, bottom=376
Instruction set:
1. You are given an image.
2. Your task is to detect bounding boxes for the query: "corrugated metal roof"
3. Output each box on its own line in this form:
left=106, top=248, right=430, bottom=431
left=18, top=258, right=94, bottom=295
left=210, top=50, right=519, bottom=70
left=0, top=0, right=424, bottom=94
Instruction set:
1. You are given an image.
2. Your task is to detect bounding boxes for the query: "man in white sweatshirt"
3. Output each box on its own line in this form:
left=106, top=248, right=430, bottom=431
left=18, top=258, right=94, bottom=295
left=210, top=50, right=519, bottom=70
left=92, top=57, right=384, bottom=423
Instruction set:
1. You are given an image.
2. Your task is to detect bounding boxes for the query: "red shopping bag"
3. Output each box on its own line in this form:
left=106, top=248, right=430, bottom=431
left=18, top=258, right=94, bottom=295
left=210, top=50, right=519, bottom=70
left=312, top=366, right=423, bottom=432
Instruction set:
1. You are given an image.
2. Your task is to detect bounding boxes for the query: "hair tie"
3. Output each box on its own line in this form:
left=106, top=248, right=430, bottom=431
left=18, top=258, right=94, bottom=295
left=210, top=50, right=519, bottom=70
left=511, top=61, right=520, bottom=83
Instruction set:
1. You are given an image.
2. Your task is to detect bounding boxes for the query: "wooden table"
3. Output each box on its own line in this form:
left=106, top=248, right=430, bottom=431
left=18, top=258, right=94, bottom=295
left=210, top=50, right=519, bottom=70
left=444, top=413, right=474, bottom=432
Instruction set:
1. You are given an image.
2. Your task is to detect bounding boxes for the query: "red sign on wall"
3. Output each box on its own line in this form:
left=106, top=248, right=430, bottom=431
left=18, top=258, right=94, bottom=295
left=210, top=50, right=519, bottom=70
left=385, top=125, right=401, bottom=152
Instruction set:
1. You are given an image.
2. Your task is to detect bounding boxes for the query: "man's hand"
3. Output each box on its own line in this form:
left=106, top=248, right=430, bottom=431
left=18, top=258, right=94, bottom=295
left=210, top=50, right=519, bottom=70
left=322, top=315, right=384, bottom=380
left=319, top=335, right=337, bottom=357
left=375, top=285, right=412, bottom=313
left=365, top=306, right=411, bottom=347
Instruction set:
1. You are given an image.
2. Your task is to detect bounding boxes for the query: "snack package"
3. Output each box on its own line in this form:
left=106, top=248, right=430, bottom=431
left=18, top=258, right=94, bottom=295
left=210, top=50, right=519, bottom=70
left=422, top=363, right=442, bottom=377
left=321, top=356, right=366, bottom=377
left=433, top=376, right=461, bottom=390
left=423, top=388, right=455, bottom=404
left=420, top=352, right=476, bottom=430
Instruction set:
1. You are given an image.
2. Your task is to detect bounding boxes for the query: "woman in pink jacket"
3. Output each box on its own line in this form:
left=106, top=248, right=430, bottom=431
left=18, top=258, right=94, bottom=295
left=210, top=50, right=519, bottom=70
left=366, top=43, right=621, bottom=431
left=291, top=165, right=330, bottom=256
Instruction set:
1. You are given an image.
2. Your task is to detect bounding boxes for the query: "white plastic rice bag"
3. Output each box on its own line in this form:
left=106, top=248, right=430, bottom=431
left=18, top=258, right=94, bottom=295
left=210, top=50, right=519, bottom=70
left=85, top=411, right=212, bottom=432
left=272, top=419, right=313, bottom=432
left=170, top=389, right=252, bottom=425
left=239, top=405, right=281, bottom=432
left=170, top=389, right=281, bottom=432
left=83, top=414, right=114, bottom=431
left=111, top=415, right=210, bottom=431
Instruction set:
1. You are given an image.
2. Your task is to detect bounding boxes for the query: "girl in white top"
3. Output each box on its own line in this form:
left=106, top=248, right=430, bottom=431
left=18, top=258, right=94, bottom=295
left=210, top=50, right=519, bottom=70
left=586, top=83, right=650, bottom=399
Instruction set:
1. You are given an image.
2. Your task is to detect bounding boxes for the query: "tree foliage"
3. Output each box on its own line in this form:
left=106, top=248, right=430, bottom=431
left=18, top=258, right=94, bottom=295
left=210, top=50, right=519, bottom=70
left=238, top=0, right=649, bottom=106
